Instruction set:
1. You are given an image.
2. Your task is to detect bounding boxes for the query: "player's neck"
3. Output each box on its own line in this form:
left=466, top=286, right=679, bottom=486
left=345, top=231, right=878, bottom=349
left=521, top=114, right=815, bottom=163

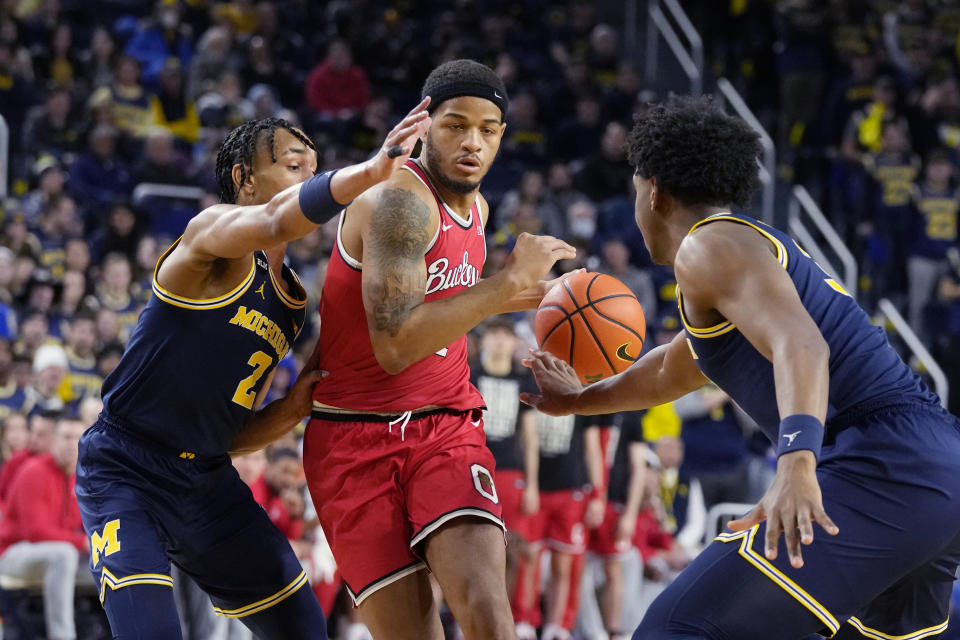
left=666, top=205, right=728, bottom=264
left=420, top=164, right=477, bottom=216
left=482, top=353, right=512, bottom=376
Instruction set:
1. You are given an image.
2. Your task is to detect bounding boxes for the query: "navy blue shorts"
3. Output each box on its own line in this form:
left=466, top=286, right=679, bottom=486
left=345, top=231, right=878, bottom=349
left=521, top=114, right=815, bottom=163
left=75, top=417, right=325, bottom=638
left=635, top=403, right=960, bottom=640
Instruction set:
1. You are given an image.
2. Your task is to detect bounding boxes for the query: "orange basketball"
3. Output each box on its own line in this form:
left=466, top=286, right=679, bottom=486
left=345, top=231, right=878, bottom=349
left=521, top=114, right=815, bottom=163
left=535, top=272, right=646, bottom=385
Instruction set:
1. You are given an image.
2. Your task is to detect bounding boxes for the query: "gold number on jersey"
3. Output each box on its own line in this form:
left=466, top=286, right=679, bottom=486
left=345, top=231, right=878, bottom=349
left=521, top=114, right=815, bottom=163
left=232, top=351, right=273, bottom=409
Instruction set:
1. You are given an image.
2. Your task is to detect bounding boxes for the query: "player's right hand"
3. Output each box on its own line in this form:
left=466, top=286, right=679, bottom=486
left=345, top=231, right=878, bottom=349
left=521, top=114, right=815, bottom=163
left=728, top=450, right=838, bottom=568
left=503, top=232, right=577, bottom=293
left=367, top=96, right=432, bottom=182
left=520, top=349, right=581, bottom=416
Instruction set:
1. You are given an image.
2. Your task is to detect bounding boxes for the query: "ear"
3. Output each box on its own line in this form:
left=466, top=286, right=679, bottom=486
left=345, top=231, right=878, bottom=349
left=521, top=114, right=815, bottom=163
left=650, top=177, right=674, bottom=217
left=231, top=163, right=255, bottom=199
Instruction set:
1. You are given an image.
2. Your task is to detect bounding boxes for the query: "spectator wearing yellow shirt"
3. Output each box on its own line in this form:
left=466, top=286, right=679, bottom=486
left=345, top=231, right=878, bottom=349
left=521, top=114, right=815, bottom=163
left=149, top=58, right=199, bottom=145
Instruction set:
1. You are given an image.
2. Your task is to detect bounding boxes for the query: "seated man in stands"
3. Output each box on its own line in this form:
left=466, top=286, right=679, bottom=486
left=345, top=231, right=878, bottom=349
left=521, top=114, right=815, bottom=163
left=0, top=416, right=88, bottom=640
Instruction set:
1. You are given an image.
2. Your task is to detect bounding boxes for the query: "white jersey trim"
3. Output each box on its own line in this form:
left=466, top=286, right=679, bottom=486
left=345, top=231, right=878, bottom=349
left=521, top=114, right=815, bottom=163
left=401, top=159, right=474, bottom=228
left=347, top=561, right=427, bottom=606
left=409, top=507, right=506, bottom=548
left=335, top=201, right=440, bottom=271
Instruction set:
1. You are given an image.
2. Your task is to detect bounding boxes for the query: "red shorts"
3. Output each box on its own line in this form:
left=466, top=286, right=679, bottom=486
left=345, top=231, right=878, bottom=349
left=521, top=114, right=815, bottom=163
left=496, top=468, right=534, bottom=540
left=529, top=488, right=588, bottom=554
left=588, top=502, right=633, bottom=556
left=303, top=408, right=504, bottom=605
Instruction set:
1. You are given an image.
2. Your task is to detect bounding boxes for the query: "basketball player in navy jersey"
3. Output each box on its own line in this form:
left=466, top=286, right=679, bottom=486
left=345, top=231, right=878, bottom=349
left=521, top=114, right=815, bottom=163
left=523, top=95, right=960, bottom=640
left=73, top=102, right=432, bottom=640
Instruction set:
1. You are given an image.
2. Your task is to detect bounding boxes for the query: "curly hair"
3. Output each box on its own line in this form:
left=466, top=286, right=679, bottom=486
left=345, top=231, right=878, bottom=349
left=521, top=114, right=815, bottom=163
left=215, top=118, right=316, bottom=204
left=627, top=95, right=761, bottom=208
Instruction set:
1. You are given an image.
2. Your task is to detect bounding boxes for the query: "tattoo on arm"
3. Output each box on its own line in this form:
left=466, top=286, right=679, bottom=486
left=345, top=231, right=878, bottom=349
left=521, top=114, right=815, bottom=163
left=364, top=188, right=431, bottom=336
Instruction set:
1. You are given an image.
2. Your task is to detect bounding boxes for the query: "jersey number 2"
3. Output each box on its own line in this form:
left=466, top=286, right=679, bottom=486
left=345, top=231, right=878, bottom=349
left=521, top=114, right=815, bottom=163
left=232, top=351, right=273, bottom=409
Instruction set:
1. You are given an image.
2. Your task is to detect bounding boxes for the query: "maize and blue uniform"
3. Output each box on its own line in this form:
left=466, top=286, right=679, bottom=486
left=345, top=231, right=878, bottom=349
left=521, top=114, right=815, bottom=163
left=635, top=214, right=960, bottom=640
left=75, top=241, right=328, bottom=640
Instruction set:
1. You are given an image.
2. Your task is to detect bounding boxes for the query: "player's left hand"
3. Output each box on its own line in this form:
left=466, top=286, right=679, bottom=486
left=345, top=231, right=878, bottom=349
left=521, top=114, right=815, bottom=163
left=727, top=450, right=839, bottom=568
left=368, top=96, right=432, bottom=181
left=520, top=350, right=581, bottom=416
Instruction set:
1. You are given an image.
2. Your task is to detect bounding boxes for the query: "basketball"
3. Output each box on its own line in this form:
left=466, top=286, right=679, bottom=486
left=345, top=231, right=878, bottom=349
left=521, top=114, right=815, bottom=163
left=534, top=272, right=646, bottom=385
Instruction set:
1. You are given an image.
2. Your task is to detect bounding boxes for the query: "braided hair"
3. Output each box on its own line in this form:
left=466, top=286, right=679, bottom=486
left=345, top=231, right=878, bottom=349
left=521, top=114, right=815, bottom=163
left=215, top=118, right=317, bottom=204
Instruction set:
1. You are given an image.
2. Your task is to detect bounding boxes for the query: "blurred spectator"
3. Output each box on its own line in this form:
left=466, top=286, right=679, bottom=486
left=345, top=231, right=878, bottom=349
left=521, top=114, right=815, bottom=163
left=250, top=447, right=309, bottom=558
left=603, top=61, right=643, bottom=125
left=774, top=0, right=830, bottom=171
left=860, top=120, right=921, bottom=304
left=551, top=95, right=604, bottom=163
left=123, top=0, right=194, bottom=87
left=496, top=170, right=566, bottom=239
left=21, top=156, right=67, bottom=227
left=36, top=197, right=80, bottom=277
left=18, top=269, right=59, bottom=320
left=248, top=83, right=296, bottom=124
left=0, top=416, right=88, bottom=640
left=907, top=149, right=959, bottom=342
left=32, top=21, right=78, bottom=87
left=149, top=59, right=200, bottom=146
left=213, top=0, right=259, bottom=36
left=50, top=269, right=93, bottom=341
left=674, top=385, right=751, bottom=511
left=566, top=199, right=598, bottom=244
left=133, top=128, right=191, bottom=185
left=841, top=75, right=906, bottom=160
left=821, top=47, right=879, bottom=152
left=12, top=310, right=50, bottom=361
left=0, top=252, right=16, bottom=319
left=63, top=237, right=91, bottom=276
left=107, top=55, right=152, bottom=139
left=586, top=24, right=620, bottom=87
left=341, top=94, right=392, bottom=158
left=242, top=36, right=297, bottom=108
left=21, top=84, right=83, bottom=166
left=80, top=26, right=116, bottom=91
left=305, top=39, right=371, bottom=120
left=232, top=449, right=267, bottom=487
left=89, top=201, right=144, bottom=264
left=95, top=253, right=140, bottom=342
left=500, top=91, right=548, bottom=167
left=598, top=238, right=657, bottom=327
left=69, top=125, right=133, bottom=215
left=26, top=343, right=69, bottom=414
left=545, top=162, right=590, bottom=223
left=0, top=410, right=57, bottom=507
left=0, top=412, right=29, bottom=463
left=95, top=341, right=124, bottom=379
left=0, top=339, right=33, bottom=420
left=196, top=70, right=252, bottom=129
left=575, top=121, right=631, bottom=202
left=0, top=40, right=36, bottom=153
left=882, top=0, right=934, bottom=89
left=188, top=26, right=235, bottom=100
left=63, top=311, right=103, bottom=409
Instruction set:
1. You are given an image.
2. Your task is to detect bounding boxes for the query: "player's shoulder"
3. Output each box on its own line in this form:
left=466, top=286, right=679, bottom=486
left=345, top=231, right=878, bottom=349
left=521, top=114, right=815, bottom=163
left=352, top=166, right=435, bottom=213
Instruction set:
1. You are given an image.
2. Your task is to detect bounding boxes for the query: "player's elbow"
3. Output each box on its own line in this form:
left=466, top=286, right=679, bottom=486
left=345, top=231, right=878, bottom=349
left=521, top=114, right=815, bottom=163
left=370, top=340, right=411, bottom=375
left=782, top=331, right=830, bottom=367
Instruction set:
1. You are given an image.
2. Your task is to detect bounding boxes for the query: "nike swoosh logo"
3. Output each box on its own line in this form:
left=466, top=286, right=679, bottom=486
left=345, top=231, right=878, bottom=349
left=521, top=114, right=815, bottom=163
left=494, top=91, right=503, bottom=99
left=442, top=223, right=453, bottom=231
left=470, top=419, right=481, bottom=427
left=616, top=342, right=638, bottom=362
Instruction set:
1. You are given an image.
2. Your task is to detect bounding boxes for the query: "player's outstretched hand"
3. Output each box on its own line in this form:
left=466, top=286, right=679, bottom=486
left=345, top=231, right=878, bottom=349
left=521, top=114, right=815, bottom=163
left=520, top=349, right=580, bottom=416
left=504, top=233, right=577, bottom=294
left=368, top=96, right=432, bottom=181
left=727, top=450, right=839, bottom=569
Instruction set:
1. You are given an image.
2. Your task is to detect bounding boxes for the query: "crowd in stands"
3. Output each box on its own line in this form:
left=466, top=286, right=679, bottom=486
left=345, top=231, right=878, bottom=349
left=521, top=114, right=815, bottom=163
left=0, top=0, right=958, bottom=638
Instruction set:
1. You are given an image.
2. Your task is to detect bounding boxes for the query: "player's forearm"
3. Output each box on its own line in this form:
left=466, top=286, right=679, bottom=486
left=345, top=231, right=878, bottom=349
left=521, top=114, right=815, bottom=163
left=230, top=398, right=303, bottom=456
left=367, top=270, right=524, bottom=374
left=772, top=334, right=829, bottom=423
left=571, top=338, right=705, bottom=415
left=328, top=159, right=391, bottom=206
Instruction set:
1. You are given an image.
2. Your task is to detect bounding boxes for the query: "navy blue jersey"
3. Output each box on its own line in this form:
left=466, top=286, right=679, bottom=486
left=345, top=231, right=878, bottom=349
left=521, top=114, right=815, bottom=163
left=678, top=213, right=939, bottom=443
left=101, top=241, right=306, bottom=456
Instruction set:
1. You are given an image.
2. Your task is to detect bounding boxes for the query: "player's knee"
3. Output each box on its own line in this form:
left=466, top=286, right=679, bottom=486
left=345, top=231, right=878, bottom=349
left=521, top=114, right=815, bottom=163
left=632, top=610, right=712, bottom=640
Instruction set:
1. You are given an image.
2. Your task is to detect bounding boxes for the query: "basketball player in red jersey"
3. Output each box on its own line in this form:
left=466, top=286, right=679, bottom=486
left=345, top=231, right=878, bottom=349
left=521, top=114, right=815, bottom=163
left=303, top=60, right=577, bottom=640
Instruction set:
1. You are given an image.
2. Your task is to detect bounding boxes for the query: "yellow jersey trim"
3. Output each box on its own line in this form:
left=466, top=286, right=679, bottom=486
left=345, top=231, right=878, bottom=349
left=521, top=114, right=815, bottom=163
left=677, top=290, right=737, bottom=339
left=268, top=262, right=307, bottom=310
left=98, top=568, right=173, bottom=603
left=846, top=617, right=949, bottom=640
left=152, top=237, right=257, bottom=310
left=688, top=214, right=789, bottom=269
left=212, top=570, right=308, bottom=618
left=714, top=526, right=840, bottom=636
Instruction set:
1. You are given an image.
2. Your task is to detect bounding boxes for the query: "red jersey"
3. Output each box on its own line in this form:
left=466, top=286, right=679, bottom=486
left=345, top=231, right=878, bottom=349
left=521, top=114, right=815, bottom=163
left=313, top=158, right=486, bottom=412
left=0, top=454, right=85, bottom=554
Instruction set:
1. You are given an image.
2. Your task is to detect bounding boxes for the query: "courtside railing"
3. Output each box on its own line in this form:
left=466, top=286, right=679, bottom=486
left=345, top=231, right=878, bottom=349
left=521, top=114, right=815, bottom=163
left=715, top=78, right=775, bottom=224
left=0, top=114, right=8, bottom=203
left=644, top=0, right=703, bottom=95
left=787, top=185, right=858, bottom=297
left=876, top=299, right=949, bottom=408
